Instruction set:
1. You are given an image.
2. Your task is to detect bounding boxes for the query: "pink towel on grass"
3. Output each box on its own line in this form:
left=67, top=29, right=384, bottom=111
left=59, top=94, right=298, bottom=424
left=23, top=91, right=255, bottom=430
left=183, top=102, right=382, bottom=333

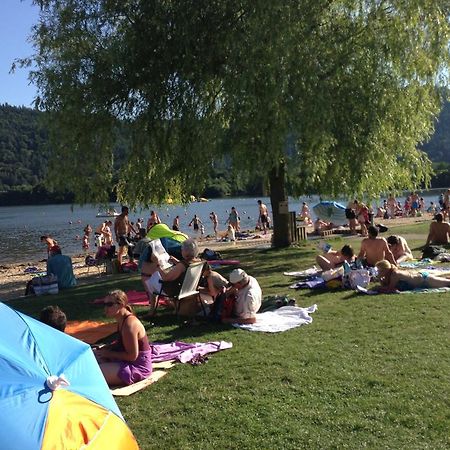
left=93, top=290, right=171, bottom=306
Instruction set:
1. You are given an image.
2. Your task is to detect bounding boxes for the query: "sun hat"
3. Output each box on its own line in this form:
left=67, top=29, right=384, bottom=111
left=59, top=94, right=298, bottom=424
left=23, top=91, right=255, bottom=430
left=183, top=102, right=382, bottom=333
left=229, top=268, right=247, bottom=284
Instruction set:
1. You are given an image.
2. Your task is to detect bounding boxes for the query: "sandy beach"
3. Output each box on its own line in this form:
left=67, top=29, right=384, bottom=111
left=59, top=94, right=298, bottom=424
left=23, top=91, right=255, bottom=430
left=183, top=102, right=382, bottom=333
left=0, top=215, right=430, bottom=302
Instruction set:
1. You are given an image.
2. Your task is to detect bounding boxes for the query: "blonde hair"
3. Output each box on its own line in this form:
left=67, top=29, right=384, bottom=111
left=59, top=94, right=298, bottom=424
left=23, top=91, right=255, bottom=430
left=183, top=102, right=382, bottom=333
left=107, top=289, right=133, bottom=312
left=375, top=260, right=392, bottom=271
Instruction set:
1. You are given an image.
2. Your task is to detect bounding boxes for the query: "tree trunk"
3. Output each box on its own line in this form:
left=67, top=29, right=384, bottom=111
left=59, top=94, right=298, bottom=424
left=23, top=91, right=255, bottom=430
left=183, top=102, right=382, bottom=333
left=269, top=163, right=291, bottom=247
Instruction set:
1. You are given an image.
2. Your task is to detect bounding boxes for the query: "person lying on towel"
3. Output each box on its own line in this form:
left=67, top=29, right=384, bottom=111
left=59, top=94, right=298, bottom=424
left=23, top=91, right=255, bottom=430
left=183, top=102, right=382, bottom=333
left=94, top=289, right=152, bottom=386
left=375, top=260, right=450, bottom=293
left=316, top=244, right=355, bottom=270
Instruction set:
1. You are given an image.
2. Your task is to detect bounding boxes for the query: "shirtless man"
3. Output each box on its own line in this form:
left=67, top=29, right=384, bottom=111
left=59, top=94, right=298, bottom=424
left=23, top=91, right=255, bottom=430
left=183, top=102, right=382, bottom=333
left=314, top=217, right=332, bottom=234
left=357, top=225, right=396, bottom=267
left=316, top=244, right=355, bottom=270
left=386, top=235, right=413, bottom=263
left=386, top=194, right=397, bottom=219
left=114, top=206, right=131, bottom=264
left=425, top=213, right=450, bottom=246
left=257, top=200, right=269, bottom=234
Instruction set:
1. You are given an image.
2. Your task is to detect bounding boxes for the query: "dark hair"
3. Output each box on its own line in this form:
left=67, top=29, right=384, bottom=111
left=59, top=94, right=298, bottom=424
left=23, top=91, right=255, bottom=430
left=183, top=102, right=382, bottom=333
left=368, top=225, right=379, bottom=237
left=39, top=305, right=67, bottom=332
left=386, top=235, right=399, bottom=246
left=121, top=205, right=129, bottom=214
left=435, top=213, right=443, bottom=222
left=340, top=245, right=354, bottom=258
left=40, top=235, right=48, bottom=241
left=139, top=228, right=147, bottom=238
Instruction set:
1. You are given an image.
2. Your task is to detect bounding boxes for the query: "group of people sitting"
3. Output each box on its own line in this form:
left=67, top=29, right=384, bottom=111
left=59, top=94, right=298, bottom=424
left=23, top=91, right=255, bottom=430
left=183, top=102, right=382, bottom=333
left=39, top=237, right=262, bottom=388
left=315, top=221, right=450, bottom=292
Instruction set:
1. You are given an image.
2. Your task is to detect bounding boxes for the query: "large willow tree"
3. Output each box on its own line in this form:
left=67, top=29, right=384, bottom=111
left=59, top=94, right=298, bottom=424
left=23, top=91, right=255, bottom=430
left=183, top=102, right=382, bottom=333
left=27, top=0, right=450, bottom=246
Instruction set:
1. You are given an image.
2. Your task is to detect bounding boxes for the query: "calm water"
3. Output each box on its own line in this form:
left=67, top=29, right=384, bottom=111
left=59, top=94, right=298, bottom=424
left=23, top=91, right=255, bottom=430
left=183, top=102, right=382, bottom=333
left=0, top=192, right=443, bottom=265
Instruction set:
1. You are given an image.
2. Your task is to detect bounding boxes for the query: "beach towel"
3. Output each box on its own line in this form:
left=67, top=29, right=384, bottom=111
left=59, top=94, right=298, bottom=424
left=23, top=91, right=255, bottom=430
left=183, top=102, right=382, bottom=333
left=151, top=341, right=233, bottom=363
left=66, top=320, right=117, bottom=344
left=356, top=286, right=450, bottom=295
left=111, top=370, right=167, bottom=396
left=289, top=277, right=325, bottom=289
left=110, top=361, right=177, bottom=396
left=232, top=305, right=317, bottom=333
left=92, top=290, right=171, bottom=307
left=283, top=267, right=320, bottom=278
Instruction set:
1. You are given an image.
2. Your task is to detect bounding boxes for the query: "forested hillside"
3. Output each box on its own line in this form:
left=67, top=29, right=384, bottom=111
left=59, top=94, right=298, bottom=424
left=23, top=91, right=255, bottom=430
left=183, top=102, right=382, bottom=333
left=0, top=102, right=449, bottom=205
left=0, top=104, right=49, bottom=191
left=421, top=101, right=450, bottom=162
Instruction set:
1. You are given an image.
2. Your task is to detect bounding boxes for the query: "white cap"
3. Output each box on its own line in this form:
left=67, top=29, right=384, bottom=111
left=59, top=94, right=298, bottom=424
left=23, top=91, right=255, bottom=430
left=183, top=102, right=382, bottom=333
left=229, top=268, right=247, bottom=284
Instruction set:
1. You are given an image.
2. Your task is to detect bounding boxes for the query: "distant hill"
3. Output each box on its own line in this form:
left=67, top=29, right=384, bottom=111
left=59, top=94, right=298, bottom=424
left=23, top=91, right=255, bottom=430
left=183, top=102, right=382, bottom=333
left=0, top=102, right=449, bottom=202
left=421, top=101, right=450, bottom=162
left=0, top=104, right=49, bottom=191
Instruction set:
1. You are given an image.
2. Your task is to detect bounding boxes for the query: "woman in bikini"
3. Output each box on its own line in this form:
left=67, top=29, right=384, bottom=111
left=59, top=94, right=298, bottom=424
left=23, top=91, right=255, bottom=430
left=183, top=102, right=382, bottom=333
left=94, top=289, right=152, bottom=386
left=375, top=260, right=450, bottom=292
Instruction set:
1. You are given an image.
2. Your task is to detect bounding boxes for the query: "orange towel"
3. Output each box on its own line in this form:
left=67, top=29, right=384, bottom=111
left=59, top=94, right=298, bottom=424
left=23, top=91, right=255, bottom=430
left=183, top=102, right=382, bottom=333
left=66, top=320, right=117, bottom=344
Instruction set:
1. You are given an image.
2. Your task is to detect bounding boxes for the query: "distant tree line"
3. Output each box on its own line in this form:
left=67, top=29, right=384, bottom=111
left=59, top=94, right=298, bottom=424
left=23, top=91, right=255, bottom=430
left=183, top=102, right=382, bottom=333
left=0, top=102, right=448, bottom=206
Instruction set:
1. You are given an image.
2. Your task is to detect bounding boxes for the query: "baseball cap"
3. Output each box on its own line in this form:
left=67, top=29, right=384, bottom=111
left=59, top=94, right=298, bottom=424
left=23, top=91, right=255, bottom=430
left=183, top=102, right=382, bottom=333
left=229, top=268, right=247, bottom=284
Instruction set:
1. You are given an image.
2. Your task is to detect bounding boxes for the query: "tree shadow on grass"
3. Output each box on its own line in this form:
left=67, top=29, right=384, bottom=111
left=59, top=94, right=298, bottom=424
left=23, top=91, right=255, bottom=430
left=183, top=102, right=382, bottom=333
left=137, top=309, right=233, bottom=342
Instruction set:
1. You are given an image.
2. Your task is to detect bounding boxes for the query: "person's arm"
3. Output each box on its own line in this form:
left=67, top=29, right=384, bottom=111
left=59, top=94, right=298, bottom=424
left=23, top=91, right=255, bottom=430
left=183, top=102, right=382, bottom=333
left=425, top=224, right=434, bottom=246
left=383, top=242, right=397, bottom=266
left=159, top=261, right=185, bottom=281
left=357, top=241, right=366, bottom=260
left=96, top=319, right=140, bottom=362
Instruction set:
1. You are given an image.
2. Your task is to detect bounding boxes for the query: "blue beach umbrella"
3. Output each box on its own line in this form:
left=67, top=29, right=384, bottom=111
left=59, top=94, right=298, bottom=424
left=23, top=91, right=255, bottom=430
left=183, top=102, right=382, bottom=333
left=0, top=302, right=138, bottom=450
left=312, top=201, right=348, bottom=225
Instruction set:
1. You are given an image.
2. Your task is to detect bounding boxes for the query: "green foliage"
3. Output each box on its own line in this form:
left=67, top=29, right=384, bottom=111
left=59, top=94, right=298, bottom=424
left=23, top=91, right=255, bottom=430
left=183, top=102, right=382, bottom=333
left=25, top=1, right=450, bottom=210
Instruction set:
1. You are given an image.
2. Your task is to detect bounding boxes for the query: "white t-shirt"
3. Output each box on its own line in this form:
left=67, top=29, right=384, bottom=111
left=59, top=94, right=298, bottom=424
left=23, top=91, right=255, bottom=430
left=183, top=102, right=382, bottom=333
left=234, top=276, right=262, bottom=319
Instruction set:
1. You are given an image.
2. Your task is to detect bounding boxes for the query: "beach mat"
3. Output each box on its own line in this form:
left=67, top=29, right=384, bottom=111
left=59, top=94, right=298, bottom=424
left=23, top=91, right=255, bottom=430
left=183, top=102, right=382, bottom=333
left=66, top=320, right=117, bottom=344
left=111, top=370, right=167, bottom=396
left=232, top=305, right=317, bottom=333
left=92, top=290, right=171, bottom=307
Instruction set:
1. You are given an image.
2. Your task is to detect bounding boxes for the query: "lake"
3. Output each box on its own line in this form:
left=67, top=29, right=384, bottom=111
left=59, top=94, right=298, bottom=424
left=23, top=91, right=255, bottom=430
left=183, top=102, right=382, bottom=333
left=0, top=191, right=443, bottom=265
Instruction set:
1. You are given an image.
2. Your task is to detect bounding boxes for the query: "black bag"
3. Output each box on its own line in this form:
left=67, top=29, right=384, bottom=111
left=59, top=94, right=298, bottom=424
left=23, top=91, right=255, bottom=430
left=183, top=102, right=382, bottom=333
left=422, top=245, right=447, bottom=260
left=345, top=208, right=356, bottom=220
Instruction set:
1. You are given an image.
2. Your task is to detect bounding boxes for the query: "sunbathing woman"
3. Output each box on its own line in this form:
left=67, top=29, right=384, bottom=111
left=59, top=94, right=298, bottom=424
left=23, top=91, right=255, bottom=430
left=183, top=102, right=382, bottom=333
left=95, top=289, right=152, bottom=386
left=375, top=260, right=450, bottom=293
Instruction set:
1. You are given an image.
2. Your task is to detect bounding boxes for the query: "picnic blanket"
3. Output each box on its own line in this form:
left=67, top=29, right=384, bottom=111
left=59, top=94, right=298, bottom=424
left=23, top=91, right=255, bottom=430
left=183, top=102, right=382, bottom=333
left=356, top=286, right=450, bottom=295
left=152, top=341, right=233, bottom=363
left=289, top=277, right=325, bottom=289
left=66, top=320, right=117, bottom=344
left=232, top=305, right=317, bottom=333
left=92, top=290, right=171, bottom=307
left=283, top=267, right=320, bottom=278
left=110, top=361, right=176, bottom=396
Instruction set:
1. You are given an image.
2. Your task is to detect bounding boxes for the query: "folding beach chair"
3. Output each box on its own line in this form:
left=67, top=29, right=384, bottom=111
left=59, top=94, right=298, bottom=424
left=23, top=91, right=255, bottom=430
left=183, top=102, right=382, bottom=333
left=154, top=261, right=206, bottom=317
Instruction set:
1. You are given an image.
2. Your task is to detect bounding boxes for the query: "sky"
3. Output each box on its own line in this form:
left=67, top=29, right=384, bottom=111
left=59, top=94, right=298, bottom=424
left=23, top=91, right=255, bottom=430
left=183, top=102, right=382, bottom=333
left=0, top=0, right=39, bottom=107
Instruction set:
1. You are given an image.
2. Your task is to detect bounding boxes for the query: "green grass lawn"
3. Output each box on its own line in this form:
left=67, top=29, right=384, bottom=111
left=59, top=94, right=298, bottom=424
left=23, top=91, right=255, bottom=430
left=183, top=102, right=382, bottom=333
left=6, top=224, right=450, bottom=449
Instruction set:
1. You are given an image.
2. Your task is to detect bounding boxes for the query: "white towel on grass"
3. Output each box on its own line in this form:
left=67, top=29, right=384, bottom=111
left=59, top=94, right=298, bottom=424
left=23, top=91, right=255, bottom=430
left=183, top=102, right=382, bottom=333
left=232, top=304, right=317, bottom=333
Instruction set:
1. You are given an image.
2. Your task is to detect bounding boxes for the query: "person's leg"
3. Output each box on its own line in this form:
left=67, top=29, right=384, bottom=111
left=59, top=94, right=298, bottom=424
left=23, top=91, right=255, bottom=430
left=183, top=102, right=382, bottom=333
left=117, top=244, right=126, bottom=264
left=426, top=276, right=450, bottom=288
left=316, top=255, right=332, bottom=270
left=99, top=362, right=124, bottom=386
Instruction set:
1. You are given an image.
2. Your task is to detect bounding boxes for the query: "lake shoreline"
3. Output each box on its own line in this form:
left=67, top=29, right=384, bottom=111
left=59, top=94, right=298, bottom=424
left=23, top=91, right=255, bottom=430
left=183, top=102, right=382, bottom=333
left=0, top=215, right=431, bottom=302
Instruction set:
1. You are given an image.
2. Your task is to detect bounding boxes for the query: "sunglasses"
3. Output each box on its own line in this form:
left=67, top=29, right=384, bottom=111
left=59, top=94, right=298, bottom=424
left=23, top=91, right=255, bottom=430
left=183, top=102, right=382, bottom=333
left=104, top=301, right=118, bottom=307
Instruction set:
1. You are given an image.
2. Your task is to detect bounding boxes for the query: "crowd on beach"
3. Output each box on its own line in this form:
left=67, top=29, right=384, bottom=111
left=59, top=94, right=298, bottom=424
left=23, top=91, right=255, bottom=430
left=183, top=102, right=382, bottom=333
left=32, top=201, right=273, bottom=388
left=26, top=191, right=450, bottom=390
